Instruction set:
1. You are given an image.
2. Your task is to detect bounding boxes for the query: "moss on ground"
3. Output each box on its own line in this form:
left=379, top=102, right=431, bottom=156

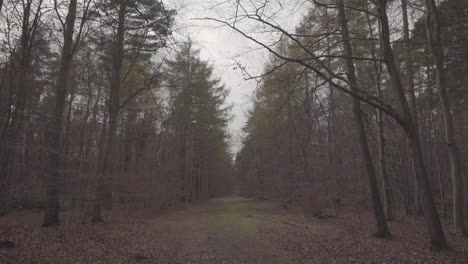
left=208, top=198, right=294, bottom=264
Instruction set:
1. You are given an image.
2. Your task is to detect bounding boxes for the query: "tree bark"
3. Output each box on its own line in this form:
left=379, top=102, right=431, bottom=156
left=338, top=0, right=390, bottom=238
left=402, top=0, right=424, bottom=217
left=376, top=110, right=394, bottom=220
left=431, top=107, right=447, bottom=218
left=43, top=0, right=78, bottom=227
left=425, top=0, right=467, bottom=236
left=401, top=0, right=418, bottom=127
left=93, top=0, right=126, bottom=222
left=364, top=2, right=394, bottom=221
left=378, top=0, right=447, bottom=250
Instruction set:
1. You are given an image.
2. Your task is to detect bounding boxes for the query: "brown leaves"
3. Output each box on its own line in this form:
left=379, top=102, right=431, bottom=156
left=259, top=211, right=468, bottom=264
left=1, top=200, right=468, bottom=264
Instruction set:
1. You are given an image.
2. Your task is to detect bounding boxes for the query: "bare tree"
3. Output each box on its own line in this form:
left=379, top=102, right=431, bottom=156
left=92, top=0, right=126, bottom=222
left=43, top=0, right=81, bottom=227
left=206, top=0, right=448, bottom=250
left=337, top=0, right=390, bottom=238
left=424, top=0, right=466, bottom=236
left=377, top=0, right=447, bottom=250
left=0, top=0, right=44, bottom=215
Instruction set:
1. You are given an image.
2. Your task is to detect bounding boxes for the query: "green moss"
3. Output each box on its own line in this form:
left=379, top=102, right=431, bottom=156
left=207, top=198, right=295, bottom=264
left=209, top=200, right=258, bottom=237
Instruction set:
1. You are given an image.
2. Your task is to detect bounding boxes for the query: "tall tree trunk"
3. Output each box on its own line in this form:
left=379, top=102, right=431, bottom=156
left=401, top=0, right=418, bottom=127
left=378, top=0, right=447, bottom=250
left=338, top=0, right=390, bottom=238
left=376, top=110, right=394, bottom=220
left=324, top=12, right=338, bottom=200
left=287, top=94, right=295, bottom=204
left=431, top=107, right=447, bottom=218
left=301, top=72, right=312, bottom=195
left=364, top=2, right=394, bottom=221
left=425, top=0, right=467, bottom=236
left=43, top=0, right=78, bottom=227
left=93, top=0, right=126, bottom=222
left=402, top=0, right=423, bottom=217
left=179, top=128, right=187, bottom=201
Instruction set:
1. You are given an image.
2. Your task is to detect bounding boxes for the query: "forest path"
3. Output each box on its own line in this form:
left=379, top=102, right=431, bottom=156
left=146, top=196, right=294, bottom=264
left=3, top=197, right=468, bottom=263
left=0, top=197, right=297, bottom=264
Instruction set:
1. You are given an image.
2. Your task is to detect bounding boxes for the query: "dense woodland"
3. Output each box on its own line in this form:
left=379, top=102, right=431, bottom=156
left=0, top=0, right=232, bottom=225
left=233, top=0, right=468, bottom=250
left=1, top=0, right=468, bottom=260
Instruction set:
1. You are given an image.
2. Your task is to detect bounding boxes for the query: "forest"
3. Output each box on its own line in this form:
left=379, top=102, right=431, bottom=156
left=1, top=0, right=468, bottom=263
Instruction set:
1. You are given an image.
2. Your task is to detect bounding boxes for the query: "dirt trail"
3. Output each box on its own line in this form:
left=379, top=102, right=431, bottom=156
left=0, top=197, right=294, bottom=264
left=144, top=197, right=293, bottom=264
left=2, top=197, right=468, bottom=263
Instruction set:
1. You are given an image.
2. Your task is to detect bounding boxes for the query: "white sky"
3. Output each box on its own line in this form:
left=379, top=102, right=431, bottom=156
left=160, top=0, right=420, bottom=154
left=165, top=0, right=306, bottom=152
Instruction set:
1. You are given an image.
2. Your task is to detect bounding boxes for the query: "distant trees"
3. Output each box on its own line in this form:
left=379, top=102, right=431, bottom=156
left=91, top=0, right=174, bottom=222
left=424, top=0, right=466, bottom=236
left=165, top=43, right=232, bottom=202
left=228, top=0, right=468, bottom=250
left=1, top=0, right=468, bottom=253
left=0, top=1, right=232, bottom=225
left=0, top=0, right=48, bottom=215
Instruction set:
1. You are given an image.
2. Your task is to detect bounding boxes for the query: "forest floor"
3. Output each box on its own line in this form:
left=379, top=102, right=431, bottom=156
left=1, top=197, right=468, bottom=264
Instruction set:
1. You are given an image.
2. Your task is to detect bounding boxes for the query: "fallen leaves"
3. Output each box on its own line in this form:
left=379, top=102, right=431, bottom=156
left=1, top=199, right=468, bottom=264
left=258, top=210, right=468, bottom=263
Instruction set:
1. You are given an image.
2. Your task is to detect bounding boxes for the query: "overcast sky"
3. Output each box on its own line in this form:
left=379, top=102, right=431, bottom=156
left=164, top=0, right=305, bottom=152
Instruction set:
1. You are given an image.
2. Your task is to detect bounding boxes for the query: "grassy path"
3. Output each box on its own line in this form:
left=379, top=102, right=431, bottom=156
left=151, top=197, right=293, bottom=264
left=3, top=196, right=468, bottom=263
left=0, top=196, right=295, bottom=264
